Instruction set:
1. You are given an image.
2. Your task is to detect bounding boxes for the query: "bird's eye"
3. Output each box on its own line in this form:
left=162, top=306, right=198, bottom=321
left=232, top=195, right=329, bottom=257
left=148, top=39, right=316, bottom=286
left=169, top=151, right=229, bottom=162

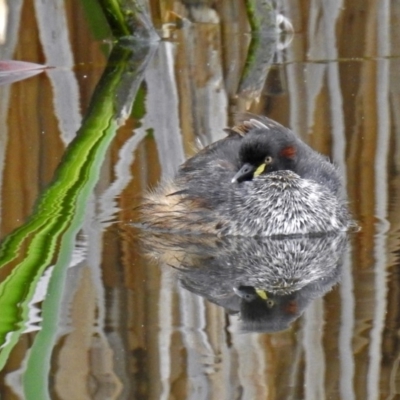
left=265, top=156, right=273, bottom=164
left=266, top=299, right=275, bottom=308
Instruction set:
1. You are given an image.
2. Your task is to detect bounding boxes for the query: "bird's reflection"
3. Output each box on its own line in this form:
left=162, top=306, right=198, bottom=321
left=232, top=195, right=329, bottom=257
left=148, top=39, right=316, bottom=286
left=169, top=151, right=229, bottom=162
left=139, top=114, right=354, bottom=332
left=140, top=231, right=348, bottom=333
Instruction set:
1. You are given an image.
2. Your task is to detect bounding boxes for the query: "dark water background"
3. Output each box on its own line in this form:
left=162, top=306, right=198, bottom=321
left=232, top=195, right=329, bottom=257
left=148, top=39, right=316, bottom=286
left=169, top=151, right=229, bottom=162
left=0, top=0, right=398, bottom=399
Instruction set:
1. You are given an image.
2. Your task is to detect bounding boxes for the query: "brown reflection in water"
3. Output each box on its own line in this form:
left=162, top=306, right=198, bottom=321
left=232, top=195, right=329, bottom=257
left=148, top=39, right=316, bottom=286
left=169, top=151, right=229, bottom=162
left=0, top=0, right=400, bottom=399
left=1, top=0, right=43, bottom=238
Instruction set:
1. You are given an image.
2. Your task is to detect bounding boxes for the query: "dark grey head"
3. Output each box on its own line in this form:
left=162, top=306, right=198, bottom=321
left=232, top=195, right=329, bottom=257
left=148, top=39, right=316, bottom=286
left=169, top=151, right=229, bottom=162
left=229, top=115, right=342, bottom=196
left=232, top=128, right=298, bottom=183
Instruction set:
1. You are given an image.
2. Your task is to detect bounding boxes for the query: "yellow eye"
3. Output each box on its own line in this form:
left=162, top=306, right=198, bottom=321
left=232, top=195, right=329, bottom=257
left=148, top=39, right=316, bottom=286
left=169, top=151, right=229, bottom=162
left=254, top=163, right=266, bottom=177
left=266, top=299, right=275, bottom=308
left=265, top=156, right=273, bottom=164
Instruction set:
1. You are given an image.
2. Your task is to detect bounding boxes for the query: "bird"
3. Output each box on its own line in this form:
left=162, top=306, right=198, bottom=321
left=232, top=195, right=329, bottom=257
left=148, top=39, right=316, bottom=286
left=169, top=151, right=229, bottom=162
left=139, top=114, right=356, bottom=236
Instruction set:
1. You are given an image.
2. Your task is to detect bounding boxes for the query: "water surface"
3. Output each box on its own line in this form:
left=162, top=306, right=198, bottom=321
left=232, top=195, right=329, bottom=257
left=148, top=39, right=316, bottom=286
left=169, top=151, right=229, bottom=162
left=0, top=1, right=399, bottom=399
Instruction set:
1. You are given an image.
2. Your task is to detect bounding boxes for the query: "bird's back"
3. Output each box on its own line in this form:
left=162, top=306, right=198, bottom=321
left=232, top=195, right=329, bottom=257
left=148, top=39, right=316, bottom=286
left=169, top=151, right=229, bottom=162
left=177, top=132, right=242, bottom=178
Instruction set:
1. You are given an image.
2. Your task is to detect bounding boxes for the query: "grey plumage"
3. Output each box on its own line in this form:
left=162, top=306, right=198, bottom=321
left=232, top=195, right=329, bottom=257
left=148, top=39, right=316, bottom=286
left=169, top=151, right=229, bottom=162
left=139, top=114, right=357, bottom=236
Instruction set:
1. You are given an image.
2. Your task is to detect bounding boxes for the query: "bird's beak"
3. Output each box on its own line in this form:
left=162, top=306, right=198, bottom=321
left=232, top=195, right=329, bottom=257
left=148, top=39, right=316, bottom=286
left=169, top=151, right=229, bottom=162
left=231, top=163, right=257, bottom=183
left=233, top=286, right=269, bottom=300
left=255, top=288, right=268, bottom=299
left=254, top=163, right=267, bottom=177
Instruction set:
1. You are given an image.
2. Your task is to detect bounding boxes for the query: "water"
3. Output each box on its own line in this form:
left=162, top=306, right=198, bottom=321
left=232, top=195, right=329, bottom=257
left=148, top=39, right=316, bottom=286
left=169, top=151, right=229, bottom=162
left=0, top=0, right=399, bottom=399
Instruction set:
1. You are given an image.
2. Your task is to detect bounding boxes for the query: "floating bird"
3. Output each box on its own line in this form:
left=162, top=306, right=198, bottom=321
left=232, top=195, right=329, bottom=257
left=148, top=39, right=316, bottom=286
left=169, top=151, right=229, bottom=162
left=140, top=114, right=356, bottom=236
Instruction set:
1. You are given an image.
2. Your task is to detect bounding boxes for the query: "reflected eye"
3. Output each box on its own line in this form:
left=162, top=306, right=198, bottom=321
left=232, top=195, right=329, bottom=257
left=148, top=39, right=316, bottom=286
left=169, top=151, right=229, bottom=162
left=265, top=156, right=273, bottom=164
left=244, top=294, right=255, bottom=301
left=266, top=299, right=275, bottom=308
